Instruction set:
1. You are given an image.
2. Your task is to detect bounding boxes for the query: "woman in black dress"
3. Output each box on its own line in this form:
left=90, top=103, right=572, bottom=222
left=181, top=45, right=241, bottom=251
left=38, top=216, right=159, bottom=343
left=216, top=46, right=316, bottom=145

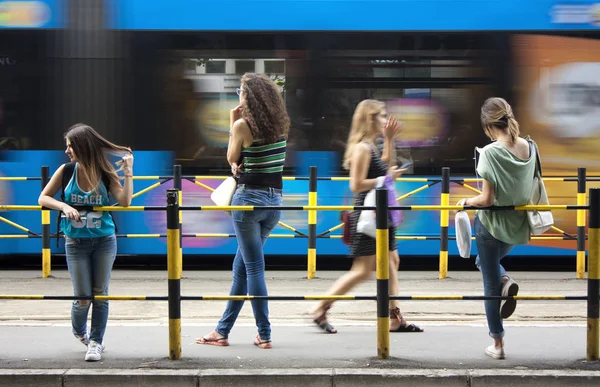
left=311, top=99, right=423, bottom=334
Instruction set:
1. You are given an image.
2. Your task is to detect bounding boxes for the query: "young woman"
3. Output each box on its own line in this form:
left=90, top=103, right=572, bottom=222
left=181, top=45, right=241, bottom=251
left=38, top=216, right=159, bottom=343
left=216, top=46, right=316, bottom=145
left=456, top=97, right=535, bottom=359
left=38, top=124, right=133, bottom=361
left=311, top=99, right=423, bottom=334
left=196, top=73, right=290, bottom=349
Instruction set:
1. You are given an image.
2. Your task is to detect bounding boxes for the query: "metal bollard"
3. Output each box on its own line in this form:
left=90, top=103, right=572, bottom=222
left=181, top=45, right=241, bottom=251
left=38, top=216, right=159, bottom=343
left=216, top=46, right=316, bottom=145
left=308, top=166, right=317, bottom=279
left=587, top=188, right=599, bottom=361
left=577, top=168, right=587, bottom=279
left=376, top=187, right=390, bottom=359
left=439, top=167, right=450, bottom=279
left=167, top=188, right=182, bottom=360
left=41, top=166, right=51, bottom=278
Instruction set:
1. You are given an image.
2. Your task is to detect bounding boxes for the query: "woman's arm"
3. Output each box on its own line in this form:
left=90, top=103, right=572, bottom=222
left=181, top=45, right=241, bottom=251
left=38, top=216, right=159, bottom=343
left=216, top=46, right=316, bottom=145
left=38, top=165, right=81, bottom=221
left=380, top=117, right=400, bottom=167
left=227, top=119, right=246, bottom=166
left=110, top=153, right=134, bottom=206
left=457, top=179, right=495, bottom=207
left=227, top=118, right=254, bottom=176
left=38, top=165, right=66, bottom=211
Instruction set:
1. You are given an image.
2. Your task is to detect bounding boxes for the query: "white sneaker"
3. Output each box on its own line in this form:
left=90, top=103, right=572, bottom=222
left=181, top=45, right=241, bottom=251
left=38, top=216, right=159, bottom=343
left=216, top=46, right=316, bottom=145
left=74, top=333, right=89, bottom=347
left=500, top=277, right=519, bottom=319
left=85, top=340, right=105, bottom=362
left=485, top=344, right=506, bottom=359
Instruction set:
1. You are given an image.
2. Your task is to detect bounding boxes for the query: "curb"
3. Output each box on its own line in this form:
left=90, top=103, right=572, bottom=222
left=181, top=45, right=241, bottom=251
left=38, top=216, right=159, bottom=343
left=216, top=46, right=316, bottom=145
left=2, top=368, right=600, bottom=387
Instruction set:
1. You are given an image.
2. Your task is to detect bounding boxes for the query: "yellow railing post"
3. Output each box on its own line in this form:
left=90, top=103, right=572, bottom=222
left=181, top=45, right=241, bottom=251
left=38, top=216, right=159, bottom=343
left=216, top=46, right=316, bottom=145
left=375, top=187, right=390, bottom=359
left=577, top=167, right=587, bottom=279
left=166, top=189, right=182, bottom=360
left=41, top=166, right=51, bottom=278
left=174, top=165, right=183, bottom=262
left=439, top=167, right=450, bottom=279
left=587, top=188, right=600, bottom=361
left=307, top=166, right=317, bottom=279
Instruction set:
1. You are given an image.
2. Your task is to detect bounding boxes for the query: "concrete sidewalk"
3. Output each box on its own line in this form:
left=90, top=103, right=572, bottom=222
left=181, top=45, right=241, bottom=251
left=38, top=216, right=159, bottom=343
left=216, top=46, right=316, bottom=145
left=0, top=269, right=598, bottom=386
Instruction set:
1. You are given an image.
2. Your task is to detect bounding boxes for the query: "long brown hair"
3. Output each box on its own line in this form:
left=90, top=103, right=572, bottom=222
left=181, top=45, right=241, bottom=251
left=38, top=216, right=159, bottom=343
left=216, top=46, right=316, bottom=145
left=240, top=73, right=290, bottom=143
left=65, top=124, right=131, bottom=193
left=480, top=97, right=520, bottom=145
left=342, top=99, right=385, bottom=170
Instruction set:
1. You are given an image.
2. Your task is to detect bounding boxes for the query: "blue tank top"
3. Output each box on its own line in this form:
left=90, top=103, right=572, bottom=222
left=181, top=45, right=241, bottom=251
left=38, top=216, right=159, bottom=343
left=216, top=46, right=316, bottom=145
left=61, top=163, right=116, bottom=238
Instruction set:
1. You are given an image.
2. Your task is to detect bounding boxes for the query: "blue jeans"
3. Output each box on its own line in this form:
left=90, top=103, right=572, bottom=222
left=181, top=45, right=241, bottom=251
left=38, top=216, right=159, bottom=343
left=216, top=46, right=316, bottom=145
left=65, top=234, right=117, bottom=344
left=474, top=215, right=514, bottom=339
left=215, top=186, right=282, bottom=341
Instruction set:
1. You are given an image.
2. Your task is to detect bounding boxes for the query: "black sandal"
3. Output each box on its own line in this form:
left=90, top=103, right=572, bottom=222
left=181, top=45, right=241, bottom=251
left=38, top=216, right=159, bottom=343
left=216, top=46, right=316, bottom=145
left=389, top=307, right=424, bottom=333
left=391, top=323, right=424, bottom=333
left=312, top=305, right=338, bottom=334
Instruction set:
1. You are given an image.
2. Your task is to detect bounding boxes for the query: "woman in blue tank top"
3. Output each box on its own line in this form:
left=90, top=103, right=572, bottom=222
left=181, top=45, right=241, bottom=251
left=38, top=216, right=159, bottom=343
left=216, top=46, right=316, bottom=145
left=196, top=73, right=289, bottom=349
left=38, top=124, right=134, bottom=362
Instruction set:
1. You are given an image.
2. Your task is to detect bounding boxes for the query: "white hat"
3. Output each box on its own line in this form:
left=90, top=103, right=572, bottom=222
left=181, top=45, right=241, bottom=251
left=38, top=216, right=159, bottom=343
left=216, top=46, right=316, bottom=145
left=454, top=211, right=472, bottom=259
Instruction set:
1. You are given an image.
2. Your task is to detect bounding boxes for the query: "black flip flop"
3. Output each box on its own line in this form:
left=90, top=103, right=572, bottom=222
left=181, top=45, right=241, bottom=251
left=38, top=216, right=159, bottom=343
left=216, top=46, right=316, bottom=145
left=391, top=323, right=424, bottom=333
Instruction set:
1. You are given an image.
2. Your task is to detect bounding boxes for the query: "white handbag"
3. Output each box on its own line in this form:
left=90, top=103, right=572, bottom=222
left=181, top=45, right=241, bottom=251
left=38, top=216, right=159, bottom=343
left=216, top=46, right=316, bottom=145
left=356, top=176, right=386, bottom=238
left=210, top=176, right=237, bottom=215
left=527, top=140, right=554, bottom=235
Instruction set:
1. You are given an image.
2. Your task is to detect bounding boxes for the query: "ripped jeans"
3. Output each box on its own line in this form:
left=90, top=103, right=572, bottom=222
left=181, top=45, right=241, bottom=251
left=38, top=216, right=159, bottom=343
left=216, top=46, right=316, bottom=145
left=65, top=234, right=117, bottom=344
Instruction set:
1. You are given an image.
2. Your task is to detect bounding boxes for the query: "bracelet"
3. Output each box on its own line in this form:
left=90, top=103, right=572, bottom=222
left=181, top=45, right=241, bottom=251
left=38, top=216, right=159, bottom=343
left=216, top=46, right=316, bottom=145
left=124, top=174, right=133, bottom=178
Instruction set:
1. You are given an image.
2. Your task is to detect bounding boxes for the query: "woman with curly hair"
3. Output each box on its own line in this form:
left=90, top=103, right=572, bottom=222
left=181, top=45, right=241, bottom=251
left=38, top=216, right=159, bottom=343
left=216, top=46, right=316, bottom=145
left=196, top=73, right=290, bottom=349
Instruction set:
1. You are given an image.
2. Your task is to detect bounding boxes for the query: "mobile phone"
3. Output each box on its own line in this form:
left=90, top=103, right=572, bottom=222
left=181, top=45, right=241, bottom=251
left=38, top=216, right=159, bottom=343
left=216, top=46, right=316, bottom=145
left=400, top=161, right=413, bottom=169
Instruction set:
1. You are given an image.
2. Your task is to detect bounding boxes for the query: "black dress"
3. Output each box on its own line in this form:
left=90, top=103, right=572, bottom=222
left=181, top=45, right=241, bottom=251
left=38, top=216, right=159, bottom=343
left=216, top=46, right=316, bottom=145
left=349, top=147, right=397, bottom=257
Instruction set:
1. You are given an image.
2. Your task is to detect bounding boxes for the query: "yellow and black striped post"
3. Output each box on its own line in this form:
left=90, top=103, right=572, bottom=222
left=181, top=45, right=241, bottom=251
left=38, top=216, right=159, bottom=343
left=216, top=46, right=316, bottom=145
left=166, top=188, right=182, bottom=360
left=307, top=166, right=317, bottom=279
left=173, top=165, right=183, bottom=259
left=439, top=167, right=450, bottom=279
left=41, top=166, right=51, bottom=278
left=375, top=187, right=390, bottom=359
left=577, top=168, right=587, bottom=279
left=587, top=188, right=600, bottom=361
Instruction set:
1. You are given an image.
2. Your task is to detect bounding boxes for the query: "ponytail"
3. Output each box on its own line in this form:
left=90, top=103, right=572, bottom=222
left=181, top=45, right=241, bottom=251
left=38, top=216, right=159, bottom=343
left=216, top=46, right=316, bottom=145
left=507, top=116, right=520, bottom=145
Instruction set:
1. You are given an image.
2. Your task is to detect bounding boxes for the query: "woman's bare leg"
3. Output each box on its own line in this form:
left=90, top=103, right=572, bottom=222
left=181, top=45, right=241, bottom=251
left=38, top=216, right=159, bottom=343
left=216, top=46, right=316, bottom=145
left=312, top=255, right=375, bottom=317
left=388, top=249, right=402, bottom=330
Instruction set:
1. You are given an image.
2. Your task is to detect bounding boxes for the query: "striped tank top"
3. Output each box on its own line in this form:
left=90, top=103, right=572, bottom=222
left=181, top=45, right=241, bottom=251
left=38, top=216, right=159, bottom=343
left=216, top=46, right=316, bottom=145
left=238, top=137, right=287, bottom=189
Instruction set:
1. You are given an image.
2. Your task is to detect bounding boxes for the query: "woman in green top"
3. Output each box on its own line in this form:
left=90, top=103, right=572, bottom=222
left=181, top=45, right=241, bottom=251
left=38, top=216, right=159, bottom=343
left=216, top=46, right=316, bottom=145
left=456, top=97, right=537, bottom=360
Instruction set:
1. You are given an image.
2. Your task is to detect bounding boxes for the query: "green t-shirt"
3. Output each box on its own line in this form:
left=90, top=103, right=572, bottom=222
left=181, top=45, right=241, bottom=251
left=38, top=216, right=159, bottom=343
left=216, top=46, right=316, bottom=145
left=476, top=138, right=537, bottom=245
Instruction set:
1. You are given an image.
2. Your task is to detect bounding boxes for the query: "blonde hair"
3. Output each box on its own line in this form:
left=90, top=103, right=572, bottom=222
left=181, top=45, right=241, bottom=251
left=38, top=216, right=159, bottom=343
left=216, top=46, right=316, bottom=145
left=480, top=97, right=520, bottom=145
left=65, top=123, right=131, bottom=193
left=342, top=99, right=385, bottom=170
